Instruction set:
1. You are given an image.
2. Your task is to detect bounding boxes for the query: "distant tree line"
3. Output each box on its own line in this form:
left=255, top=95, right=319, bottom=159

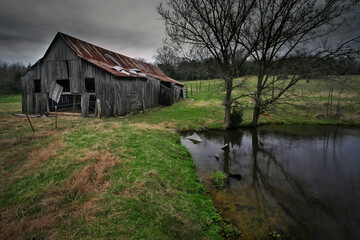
left=0, top=60, right=29, bottom=95
left=155, top=50, right=360, bottom=81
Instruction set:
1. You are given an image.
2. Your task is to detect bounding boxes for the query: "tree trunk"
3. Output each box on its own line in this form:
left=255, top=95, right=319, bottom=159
left=336, top=85, right=343, bottom=118
left=329, top=86, right=333, bottom=117
left=252, top=103, right=261, bottom=128
left=252, top=70, right=264, bottom=128
left=224, top=77, right=233, bottom=129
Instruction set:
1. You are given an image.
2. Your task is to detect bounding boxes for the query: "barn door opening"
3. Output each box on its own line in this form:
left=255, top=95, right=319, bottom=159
left=85, top=78, right=96, bottom=114
left=48, top=79, right=81, bottom=112
left=56, top=79, right=71, bottom=110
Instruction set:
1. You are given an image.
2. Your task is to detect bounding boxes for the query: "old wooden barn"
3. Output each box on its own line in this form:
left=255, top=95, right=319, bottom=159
left=21, top=32, right=184, bottom=117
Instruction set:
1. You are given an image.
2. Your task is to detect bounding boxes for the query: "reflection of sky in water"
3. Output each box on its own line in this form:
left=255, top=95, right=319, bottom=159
left=180, top=126, right=360, bottom=240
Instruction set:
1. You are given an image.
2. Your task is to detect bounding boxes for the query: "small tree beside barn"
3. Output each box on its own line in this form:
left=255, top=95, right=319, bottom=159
left=21, top=32, right=184, bottom=117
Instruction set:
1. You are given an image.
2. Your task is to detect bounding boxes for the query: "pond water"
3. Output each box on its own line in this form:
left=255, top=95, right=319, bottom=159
left=180, top=126, right=360, bottom=240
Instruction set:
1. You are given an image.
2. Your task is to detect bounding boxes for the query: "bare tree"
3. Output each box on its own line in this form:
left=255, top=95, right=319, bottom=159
left=158, top=0, right=359, bottom=128
left=154, top=44, right=178, bottom=66
left=238, top=0, right=359, bottom=127
left=157, top=0, right=256, bottom=128
left=153, top=44, right=179, bottom=77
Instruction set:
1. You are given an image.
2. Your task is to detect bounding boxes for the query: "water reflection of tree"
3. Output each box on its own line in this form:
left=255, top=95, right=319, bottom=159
left=219, top=130, right=244, bottom=175
left=245, top=128, right=357, bottom=239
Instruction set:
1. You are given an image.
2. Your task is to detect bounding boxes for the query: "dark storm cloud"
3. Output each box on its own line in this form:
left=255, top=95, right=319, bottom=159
left=0, top=0, right=164, bottom=64
left=0, top=0, right=359, bottom=65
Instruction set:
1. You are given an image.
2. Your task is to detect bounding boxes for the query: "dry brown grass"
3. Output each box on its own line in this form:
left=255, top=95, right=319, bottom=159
left=66, top=151, right=120, bottom=194
left=0, top=138, right=17, bottom=150
left=34, top=129, right=61, bottom=138
left=129, top=122, right=176, bottom=131
left=0, top=116, right=25, bottom=127
left=188, top=100, right=217, bottom=107
left=73, top=197, right=102, bottom=222
left=0, top=151, right=120, bottom=240
left=27, top=141, right=64, bottom=167
left=0, top=210, right=58, bottom=240
left=12, top=140, right=65, bottom=179
left=74, top=150, right=99, bottom=163
left=342, top=115, right=360, bottom=121
left=260, top=113, right=276, bottom=123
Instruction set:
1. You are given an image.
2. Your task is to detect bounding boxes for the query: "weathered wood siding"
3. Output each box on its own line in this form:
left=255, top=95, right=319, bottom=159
left=81, top=60, right=160, bottom=116
left=21, top=36, right=82, bottom=113
left=21, top=35, right=181, bottom=116
left=160, top=84, right=174, bottom=106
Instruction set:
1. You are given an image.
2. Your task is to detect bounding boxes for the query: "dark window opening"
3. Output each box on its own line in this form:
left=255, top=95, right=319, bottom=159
left=34, top=79, right=41, bottom=93
left=56, top=79, right=70, bottom=92
left=85, top=78, right=95, bottom=93
left=161, top=81, right=172, bottom=88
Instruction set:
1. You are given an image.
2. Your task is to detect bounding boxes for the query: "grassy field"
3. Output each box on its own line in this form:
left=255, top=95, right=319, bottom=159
left=0, top=76, right=359, bottom=239
left=183, top=75, right=360, bottom=126
left=0, top=96, right=227, bottom=240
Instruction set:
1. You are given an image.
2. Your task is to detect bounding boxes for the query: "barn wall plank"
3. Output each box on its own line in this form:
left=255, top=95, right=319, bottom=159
left=69, top=59, right=82, bottom=93
left=81, top=94, right=89, bottom=117
left=43, top=37, right=78, bottom=61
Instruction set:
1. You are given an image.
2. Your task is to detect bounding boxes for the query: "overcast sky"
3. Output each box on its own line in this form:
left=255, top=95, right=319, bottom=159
left=0, top=0, right=164, bottom=65
left=0, top=0, right=359, bottom=66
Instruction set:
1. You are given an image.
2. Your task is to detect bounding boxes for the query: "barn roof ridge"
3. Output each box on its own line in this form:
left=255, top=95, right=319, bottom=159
left=55, top=32, right=183, bottom=86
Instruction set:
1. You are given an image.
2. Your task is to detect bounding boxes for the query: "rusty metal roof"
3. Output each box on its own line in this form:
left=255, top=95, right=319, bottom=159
left=57, top=32, right=183, bottom=86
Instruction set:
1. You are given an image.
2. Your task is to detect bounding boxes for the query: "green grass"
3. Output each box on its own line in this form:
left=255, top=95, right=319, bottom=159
left=211, top=171, right=228, bottom=189
left=0, top=94, right=22, bottom=103
left=0, top=96, right=223, bottom=239
left=183, top=76, right=360, bottom=126
left=0, top=76, right=359, bottom=239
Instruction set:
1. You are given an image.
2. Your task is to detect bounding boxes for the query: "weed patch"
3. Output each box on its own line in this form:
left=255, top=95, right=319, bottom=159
left=211, top=171, right=228, bottom=189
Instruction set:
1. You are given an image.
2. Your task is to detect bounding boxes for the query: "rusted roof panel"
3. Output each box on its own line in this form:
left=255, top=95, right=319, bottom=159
left=58, top=32, right=183, bottom=86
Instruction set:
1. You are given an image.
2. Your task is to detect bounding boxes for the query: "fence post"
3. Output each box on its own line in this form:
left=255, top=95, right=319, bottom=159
left=26, top=113, right=35, bottom=132
left=97, top=99, right=101, bottom=119
left=55, top=106, right=57, bottom=129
